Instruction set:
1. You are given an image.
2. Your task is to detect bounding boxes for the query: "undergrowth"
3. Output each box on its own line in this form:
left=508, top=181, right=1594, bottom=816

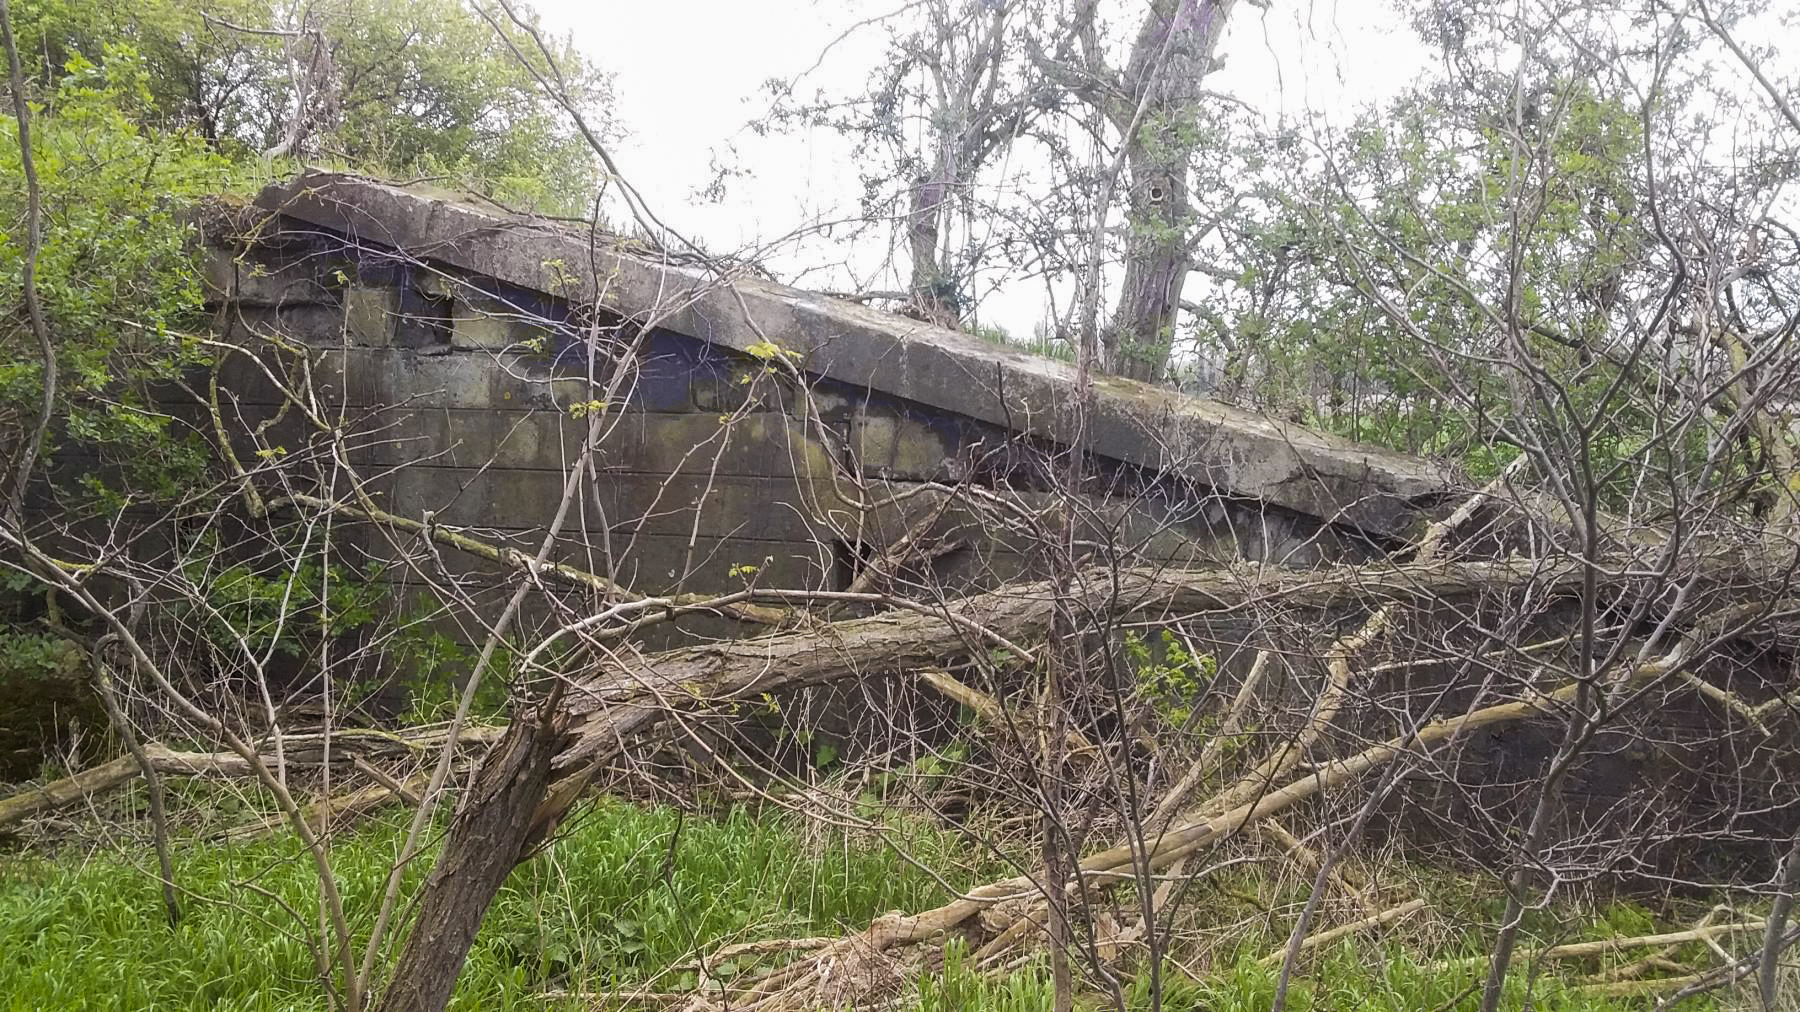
left=0, top=799, right=1737, bottom=1011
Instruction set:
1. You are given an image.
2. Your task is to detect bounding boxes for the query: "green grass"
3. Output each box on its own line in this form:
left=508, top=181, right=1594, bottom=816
left=0, top=799, right=1005, bottom=1010
left=0, top=800, right=1723, bottom=1011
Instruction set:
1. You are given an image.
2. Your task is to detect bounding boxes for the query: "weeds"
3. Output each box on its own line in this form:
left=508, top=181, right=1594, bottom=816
left=0, top=800, right=1747, bottom=1010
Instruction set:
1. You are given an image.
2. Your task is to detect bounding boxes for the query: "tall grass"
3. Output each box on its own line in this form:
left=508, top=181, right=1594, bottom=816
left=0, top=800, right=987, bottom=1009
left=0, top=800, right=1735, bottom=1010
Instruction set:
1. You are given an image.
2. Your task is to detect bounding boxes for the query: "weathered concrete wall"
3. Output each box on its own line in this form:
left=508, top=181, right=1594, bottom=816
left=254, top=172, right=1453, bottom=540
left=198, top=220, right=1363, bottom=632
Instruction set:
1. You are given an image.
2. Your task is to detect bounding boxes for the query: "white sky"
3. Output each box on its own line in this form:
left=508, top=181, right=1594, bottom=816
left=520, top=1, right=1433, bottom=335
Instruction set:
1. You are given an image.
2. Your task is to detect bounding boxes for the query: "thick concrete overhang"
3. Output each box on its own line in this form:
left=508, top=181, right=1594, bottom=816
left=252, top=171, right=1453, bottom=537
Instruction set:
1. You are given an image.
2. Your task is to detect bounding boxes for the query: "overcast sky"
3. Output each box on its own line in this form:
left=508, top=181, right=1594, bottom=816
left=519, top=3, right=1431, bottom=333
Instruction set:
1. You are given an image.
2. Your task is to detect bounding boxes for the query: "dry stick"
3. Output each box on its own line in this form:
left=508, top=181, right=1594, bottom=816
left=1577, top=973, right=1708, bottom=998
left=1212, top=459, right=1522, bottom=821
left=276, top=493, right=785, bottom=626
left=1594, top=950, right=1692, bottom=985
left=1653, top=925, right=1800, bottom=1009
left=1678, top=669, right=1773, bottom=736
left=1106, top=468, right=1517, bottom=964
left=1109, top=649, right=1277, bottom=952
left=844, top=497, right=959, bottom=596
left=1257, top=898, right=1426, bottom=965
left=917, top=668, right=1094, bottom=755
left=351, top=756, right=423, bottom=806
left=731, top=640, right=1696, bottom=1011
left=223, top=773, right=435, bottom=843
left=1270, top=729, right=1426, bottom=1012
left=1433, top=919, right=1767, bottom=967
left=1269, top=462, right=1521, bottom=1010
left=1256, top=820, right=1375, bottom=915
left=0, top=727, right=503, bottom=832
left=87, top=643, right=180, bottom=927
left=207, top=359, right=269, bottom=518
left=1143, top=648, right=1273, bottom=835
left=6, top=545, right=361, bottom=1006
left=1554, top=905, right=1732, bottom=984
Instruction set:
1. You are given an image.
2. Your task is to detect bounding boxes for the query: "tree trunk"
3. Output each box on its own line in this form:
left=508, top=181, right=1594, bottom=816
left=372, top=711, right=563, bottom=1012
left=1104, top=0, right=1236, bottom=381
left=909, top=174, right=960, bottom=327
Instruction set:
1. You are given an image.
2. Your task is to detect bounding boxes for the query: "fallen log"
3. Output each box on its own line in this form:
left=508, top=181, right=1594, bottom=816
left=0, top=753, right=143, bottom=830
left=0, top=725, right=503, bottom=832
left=552, top=556, right=1600, bottom=773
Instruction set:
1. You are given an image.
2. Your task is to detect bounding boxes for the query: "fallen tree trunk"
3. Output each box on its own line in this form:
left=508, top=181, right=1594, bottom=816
left=0, top=726, right=503, bottom=833
left=551, top=556, right=1595, bottom=772
left=377, top=549, right=1760, bottom=1011
left=0, top=753, right=144, bottom=830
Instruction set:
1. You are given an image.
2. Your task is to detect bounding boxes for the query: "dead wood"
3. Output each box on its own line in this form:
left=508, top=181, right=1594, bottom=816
left=1256, top=898, right=1427, bottom=964
left=0, top=725, right=502, bottom=832
left=380, top=542, right=1767, bottom=1010
left=1256, top=819, right=1377, bottom=915
left=1434, top=919, right=1767, bottom=968
left=550, top=556, right=1599, bottom=776
left=917, top=668, right=1094, bottom=755
left=221, top=773, right=433, bottom=842
left=0, top=753, right=142, bottom=831
left=1180, top=463, right=1524, bottom=827
left=690, top=637, right=1703, bottom=1010
left=1573, top=973, right=1707, bottom=997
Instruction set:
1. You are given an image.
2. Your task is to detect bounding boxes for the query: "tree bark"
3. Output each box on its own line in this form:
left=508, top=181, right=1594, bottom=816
left=372, top=711, right=564, bottom=1012
left=908, top=174, right=960, bottom=327
left=1104, top=0, right=1236, bottom=381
